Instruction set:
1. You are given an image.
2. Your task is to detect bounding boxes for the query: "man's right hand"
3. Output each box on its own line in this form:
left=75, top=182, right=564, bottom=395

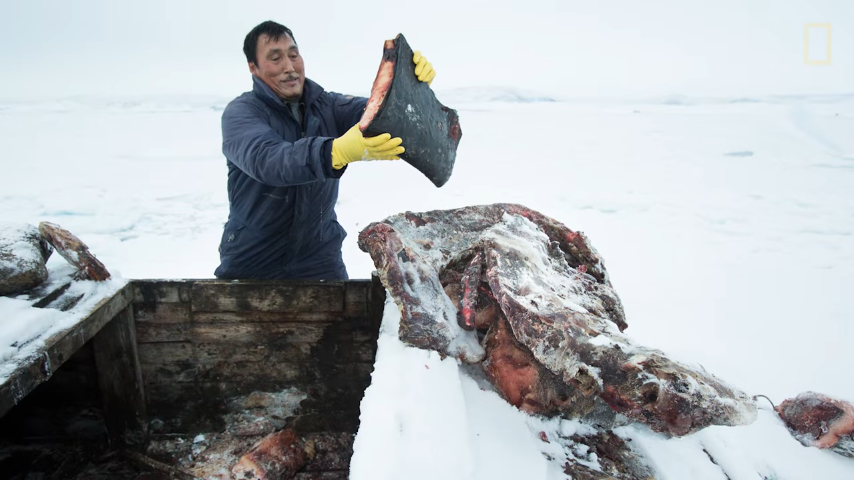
left=331, top=124, right=404, bottom=170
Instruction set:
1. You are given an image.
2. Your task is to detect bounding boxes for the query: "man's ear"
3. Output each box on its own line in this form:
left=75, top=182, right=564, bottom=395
left=248, top=62, right=258, bottom=75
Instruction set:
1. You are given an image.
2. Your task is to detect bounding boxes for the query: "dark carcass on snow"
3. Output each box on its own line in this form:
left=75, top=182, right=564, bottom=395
left=775, top=391, right=854, bottom=457
left=358, top=204, right=757, bottom=436
left=0, top=223, right=52, bottom=296
left=359, top=33, right=461, bottom=188
left=38, top=221, right=111, bottom=281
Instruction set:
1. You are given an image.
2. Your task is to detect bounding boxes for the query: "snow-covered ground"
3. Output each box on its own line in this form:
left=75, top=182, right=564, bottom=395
left=1, top=92, right=853, bottom=478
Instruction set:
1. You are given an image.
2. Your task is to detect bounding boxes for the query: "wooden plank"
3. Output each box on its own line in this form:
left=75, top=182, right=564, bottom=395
left=191, top=322, right=331, bottom=344
left=190, top=281, right=345, bottom=313
left=193, top=311, right=341, bottom=324
left=135, top=318, right=379, bottom=345
left=343, top=281, right=370, bottom=318
left=133, top=278, right=385, bottom=438
left=194, top=342, right=376, bottom=364
left=133, top=302, right=190, bottom=324
left=133, top=280, right=191, bottom=304
left=142, top=361, right=303, bottom=385
left=0, top=284, right=132, bottom=418
left=194, top=342, right=312, bottom=364
left=142, top=359, right=374, bottom=392
left=137, top=341, right=375, bottom=366
left=137, top=342, right=193, bottom=365
left=92, top=305, right=147, bottom=449
left=136, top=322, right=190, bottom=343
left=343, top=298, right=369, bottom=320
left=29, top=281, right=73, bottom=308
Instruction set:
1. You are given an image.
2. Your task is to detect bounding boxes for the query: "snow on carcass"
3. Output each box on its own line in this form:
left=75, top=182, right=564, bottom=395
left=358, top=204, right=756, bottom=436
left=0, top=223, right=52, bottom=295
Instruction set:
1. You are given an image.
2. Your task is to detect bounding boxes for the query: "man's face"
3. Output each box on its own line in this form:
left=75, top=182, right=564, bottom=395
left=249, top=33, right=305, bottom=102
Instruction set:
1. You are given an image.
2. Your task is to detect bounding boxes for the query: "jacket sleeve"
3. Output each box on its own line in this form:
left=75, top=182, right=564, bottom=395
left=221, top=100, right=340, bottom=186
left=330, top=93, right=369, bottom=136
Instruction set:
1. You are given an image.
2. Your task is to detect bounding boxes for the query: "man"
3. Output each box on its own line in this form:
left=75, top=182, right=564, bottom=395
left=215, top=21, right=436, bottom=280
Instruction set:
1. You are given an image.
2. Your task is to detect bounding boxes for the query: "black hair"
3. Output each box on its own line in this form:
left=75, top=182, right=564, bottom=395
left=243, top=21, right=297, bottom=64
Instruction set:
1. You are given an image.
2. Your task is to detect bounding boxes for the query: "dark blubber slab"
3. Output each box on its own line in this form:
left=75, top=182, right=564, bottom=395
left=360, top=33, right=461, bottom=188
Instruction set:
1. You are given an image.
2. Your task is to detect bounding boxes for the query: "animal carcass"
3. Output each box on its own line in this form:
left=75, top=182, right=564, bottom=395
left=38, top=221, right=110, bottom=281
left=775, top=391, right=854, bottom=457
left=0, top=223, right=52, bottom=296
left=358, top=204, right=757, bottom=436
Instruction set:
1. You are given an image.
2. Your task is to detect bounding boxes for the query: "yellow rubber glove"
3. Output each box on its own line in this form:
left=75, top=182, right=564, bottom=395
left=331, top=124, right=404, bottom=170
left=413, top=51, right=436, bottom=85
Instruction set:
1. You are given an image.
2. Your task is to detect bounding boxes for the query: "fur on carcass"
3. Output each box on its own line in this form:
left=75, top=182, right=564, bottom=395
left=775, top=391, right=854, bottom=457
left=38, top=221, right=110, bottom=281
left=232, top=428, right=310, bottom=480
left=358, top=204, right=757, bottom=436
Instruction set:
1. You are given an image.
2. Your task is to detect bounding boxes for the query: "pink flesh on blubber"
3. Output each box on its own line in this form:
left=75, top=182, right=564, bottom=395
left=360, top=39, right=397, bottom=132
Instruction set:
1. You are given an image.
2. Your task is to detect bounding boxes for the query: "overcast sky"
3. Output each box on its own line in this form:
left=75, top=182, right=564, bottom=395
left=0, top=0, right=851, bottom=100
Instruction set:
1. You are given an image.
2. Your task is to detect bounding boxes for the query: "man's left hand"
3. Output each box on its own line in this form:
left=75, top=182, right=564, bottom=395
left=413, top=51, right=436, bottom=86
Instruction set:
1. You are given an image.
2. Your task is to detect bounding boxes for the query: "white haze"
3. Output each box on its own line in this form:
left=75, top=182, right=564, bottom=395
left=0, top=0, right=852, bottom=100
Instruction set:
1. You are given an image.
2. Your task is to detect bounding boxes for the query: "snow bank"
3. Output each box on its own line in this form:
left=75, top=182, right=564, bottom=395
left=352, top=300, right=854, bottom=479
left=351, top=297, right=563, bottom=480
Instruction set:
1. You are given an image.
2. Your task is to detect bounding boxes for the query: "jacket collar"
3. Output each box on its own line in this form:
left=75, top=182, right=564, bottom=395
left=251, top=75, right=323, bottom=112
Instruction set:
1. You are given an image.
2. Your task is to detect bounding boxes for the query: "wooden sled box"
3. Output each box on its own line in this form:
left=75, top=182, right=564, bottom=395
left=0, top=276, right=386, bottom=479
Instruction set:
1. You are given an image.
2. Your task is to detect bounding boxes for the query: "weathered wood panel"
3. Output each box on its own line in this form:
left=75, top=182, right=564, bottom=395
left=133, top=302, right=190, bottom=324
left=191, top=322, right=331, bottom=344
left=138, top=341, right=376, bottom=368
left=343, top=281, right=370, bottom=319
left=137, top=342, right=193, bottom=365
left=0, top=284, right=133, bottom=418
left=141, top=360, right=374, bottom=388
left=190, top=281, right=345, bottom=313
left=193, top=311, right=342, bottom=323
left=133, top=280, right=191, bottom=304
left=194, top=342, right=313, bottom=364
left=92, top=305, right=147, bottom=449
left=1, top=276, right=386, bottom=477
left=136, top=322, right=189, bottom=343
left=132, top=276, right=385, bottom=439
left=195, top=342, right=376, bottom=364
left=141, top=361, right=304, bottom=385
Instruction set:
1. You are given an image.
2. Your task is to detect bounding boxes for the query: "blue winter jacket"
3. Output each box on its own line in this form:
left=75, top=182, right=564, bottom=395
left=215, top=75, right=367, bottom=280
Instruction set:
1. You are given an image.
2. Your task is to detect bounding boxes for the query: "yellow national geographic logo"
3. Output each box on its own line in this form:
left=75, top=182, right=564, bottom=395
left=804, top=23, right=832, bottom=66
